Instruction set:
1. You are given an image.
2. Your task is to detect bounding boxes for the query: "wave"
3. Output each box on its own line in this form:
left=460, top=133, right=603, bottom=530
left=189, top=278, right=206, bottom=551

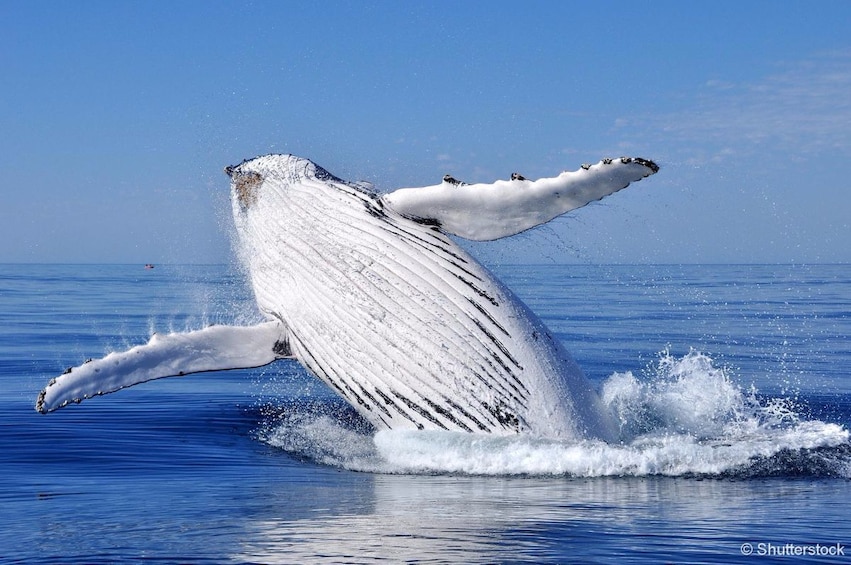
left=258, top=351, right=850, bottom=478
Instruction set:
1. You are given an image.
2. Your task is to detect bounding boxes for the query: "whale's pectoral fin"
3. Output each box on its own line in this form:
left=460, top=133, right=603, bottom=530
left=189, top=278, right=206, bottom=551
left=382, top=157, right=659, bottom=241
left=36, top=321, right=291, bottom=414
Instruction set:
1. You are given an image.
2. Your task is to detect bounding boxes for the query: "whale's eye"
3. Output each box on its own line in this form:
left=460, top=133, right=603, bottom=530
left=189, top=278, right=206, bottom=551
left=232, top=172, right=263, bottom=208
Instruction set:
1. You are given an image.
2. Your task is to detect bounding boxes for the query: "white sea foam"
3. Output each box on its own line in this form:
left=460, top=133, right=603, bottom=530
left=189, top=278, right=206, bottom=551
left=260, top=351, right=850, bottom=477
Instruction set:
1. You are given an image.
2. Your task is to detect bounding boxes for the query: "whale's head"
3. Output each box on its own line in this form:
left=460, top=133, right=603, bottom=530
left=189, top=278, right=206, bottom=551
left=225, top=153, right=375, bottom=242
left=224, top=153, right=358, bottom=213
left=224, top=154, right=381, bottom=313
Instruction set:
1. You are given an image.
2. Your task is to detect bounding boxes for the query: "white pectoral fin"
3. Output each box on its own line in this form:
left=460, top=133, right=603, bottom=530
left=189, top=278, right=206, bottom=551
left=382, top=157, right=659, bottom=241
left=36, top=321, right=291, bottom=414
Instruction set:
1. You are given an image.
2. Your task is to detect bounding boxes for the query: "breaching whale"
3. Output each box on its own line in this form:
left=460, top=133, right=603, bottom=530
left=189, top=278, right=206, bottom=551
left=36, top=154, right=658, bottom=441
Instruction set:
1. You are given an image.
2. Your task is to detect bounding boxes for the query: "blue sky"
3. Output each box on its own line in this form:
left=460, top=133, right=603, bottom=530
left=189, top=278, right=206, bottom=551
left=2, top=0, right=849, bottom=264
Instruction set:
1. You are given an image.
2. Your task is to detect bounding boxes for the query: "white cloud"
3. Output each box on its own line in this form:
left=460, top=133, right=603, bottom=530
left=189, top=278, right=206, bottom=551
left=628, top=49, right=851, bottom=159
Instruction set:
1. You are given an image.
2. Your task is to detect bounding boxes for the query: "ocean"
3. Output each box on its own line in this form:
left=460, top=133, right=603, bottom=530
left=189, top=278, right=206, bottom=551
left=1, top=263, right=849, bottom=563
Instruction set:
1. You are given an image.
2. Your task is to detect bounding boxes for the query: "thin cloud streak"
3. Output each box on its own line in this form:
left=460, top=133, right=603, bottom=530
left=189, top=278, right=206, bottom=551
left=626, top=49, right=851, bottom=161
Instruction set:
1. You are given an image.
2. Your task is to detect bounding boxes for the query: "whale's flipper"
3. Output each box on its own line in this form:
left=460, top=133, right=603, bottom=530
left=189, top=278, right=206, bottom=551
left=382, top=157, right=659, bottom=241
left=36, top=321, right=290, bottom=413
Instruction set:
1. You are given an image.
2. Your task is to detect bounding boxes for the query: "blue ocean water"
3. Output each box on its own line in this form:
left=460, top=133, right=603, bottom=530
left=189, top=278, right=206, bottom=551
left=1, top=263, right=850, bottom=563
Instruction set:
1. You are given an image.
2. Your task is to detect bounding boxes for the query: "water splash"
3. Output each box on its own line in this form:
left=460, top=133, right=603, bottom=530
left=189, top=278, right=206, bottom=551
left=259, top=351, right=850, bottom=477
left=601, top=349, right=800, bottom=441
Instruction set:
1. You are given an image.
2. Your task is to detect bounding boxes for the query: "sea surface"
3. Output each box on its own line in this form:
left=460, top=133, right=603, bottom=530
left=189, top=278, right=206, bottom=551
left=1, top=263, right=850, bottom=564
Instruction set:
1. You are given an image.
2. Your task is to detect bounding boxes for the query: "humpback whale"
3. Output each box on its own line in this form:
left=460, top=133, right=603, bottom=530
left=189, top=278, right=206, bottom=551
left=36, top=154, right=658, bottom=441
